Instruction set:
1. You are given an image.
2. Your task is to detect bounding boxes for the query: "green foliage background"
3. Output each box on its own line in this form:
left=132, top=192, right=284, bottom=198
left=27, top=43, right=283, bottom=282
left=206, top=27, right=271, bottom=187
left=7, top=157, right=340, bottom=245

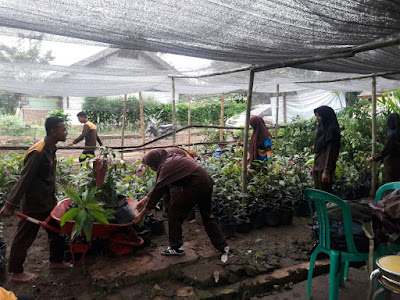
left=82, top=94, right=247, bottom=130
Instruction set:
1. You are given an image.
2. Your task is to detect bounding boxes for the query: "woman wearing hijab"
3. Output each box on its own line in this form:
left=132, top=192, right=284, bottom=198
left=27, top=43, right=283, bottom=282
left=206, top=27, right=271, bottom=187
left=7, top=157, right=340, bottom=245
left=249, top=116, right=273, bottom=163
left=311, top=106, right=341, bottom=192
left=133, top=149, right=228, bottom=256
left=367, top=112, right=400, bottom=183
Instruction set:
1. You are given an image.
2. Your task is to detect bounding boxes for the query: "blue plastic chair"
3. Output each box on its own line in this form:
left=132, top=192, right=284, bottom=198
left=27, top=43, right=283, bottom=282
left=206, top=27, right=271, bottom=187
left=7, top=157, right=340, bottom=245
left=305, top=188, right=370, bottom=300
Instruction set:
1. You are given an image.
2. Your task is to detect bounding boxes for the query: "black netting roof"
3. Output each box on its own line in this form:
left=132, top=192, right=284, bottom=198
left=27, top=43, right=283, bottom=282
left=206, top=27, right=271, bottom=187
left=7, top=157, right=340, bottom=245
left=0, top=0, right=400, bottom=96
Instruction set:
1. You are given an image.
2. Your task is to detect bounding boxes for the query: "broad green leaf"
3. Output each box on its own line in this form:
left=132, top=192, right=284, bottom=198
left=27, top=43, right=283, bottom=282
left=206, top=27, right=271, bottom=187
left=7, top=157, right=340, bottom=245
left=304, top=159, right=314, bottom=166
left=65, top=187, right=84, bottom=206
left=82, top=219, right=93, bottom=241
left=86, top=203, right=104, bottom=211
left=75, top=209, right=87, bottom=229
left=85, top=187, right=97, bottom=204
left=89, top=210, right=110, bottom=225
left=60, top=208, right=79, bottom=226
left=71, top=226, right=81, bottom=240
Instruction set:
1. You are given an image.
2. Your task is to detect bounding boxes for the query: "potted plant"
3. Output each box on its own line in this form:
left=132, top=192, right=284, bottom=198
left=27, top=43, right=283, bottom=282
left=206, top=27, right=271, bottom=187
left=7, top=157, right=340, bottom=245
left=234, top=205, right=252, bottom=233
left=60, top=187, right=115, bottom=240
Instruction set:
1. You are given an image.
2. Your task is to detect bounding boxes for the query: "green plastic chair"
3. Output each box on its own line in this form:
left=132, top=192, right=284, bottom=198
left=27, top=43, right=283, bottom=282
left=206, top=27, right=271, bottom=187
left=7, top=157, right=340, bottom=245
left=305, top=188, right=369, bottom=300
left=374, top=181, right=400, bottom=258
left=374, top=181, right=400, bottom=203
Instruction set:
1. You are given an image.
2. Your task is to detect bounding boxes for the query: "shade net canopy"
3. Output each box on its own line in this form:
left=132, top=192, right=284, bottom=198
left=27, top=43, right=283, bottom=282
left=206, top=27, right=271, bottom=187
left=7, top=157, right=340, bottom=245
left=0, top=0, right=400, bottom=96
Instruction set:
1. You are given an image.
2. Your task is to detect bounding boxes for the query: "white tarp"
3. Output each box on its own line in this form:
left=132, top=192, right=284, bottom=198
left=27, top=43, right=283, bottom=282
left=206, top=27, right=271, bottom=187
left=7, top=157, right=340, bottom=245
left=271, top=90, right=346, bottom=124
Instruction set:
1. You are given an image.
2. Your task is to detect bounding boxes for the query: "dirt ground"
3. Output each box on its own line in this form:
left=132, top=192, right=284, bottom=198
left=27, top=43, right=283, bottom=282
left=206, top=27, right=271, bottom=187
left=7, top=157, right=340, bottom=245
left=0, top=128, right=213, bottom=162
left=1, top=215, right=313, bottom=300
left=0, top=131, right=314, bottom=299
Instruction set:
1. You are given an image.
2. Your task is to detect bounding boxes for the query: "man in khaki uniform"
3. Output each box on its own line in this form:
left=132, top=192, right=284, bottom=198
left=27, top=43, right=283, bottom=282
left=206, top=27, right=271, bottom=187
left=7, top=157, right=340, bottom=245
left=0, top=117, right=70, bottom=282
left=69, top=111, right=102, bottom=162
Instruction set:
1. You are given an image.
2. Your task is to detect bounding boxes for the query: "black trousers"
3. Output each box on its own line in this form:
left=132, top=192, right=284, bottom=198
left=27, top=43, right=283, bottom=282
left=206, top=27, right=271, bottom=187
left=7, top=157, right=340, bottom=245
left=9, top=211, right=65, bottom=273
left=167, top=182, right=227, bottom=252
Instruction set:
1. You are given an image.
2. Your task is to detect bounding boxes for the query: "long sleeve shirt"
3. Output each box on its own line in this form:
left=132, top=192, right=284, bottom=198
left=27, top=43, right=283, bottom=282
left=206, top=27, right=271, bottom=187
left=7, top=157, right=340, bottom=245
left=374, top=138, right=400, bottom=162
left=313, top=142, right=340, bottom=173
left=145, top=155, right=214, bottom=209
left=6, top=139, right=58, bottom=214
left=73, top=121, right=102, bottom=147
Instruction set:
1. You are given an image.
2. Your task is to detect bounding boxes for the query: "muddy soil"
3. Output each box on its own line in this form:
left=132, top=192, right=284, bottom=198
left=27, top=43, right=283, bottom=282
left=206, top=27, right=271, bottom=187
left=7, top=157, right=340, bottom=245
left=1, top=216, right=313, bottom=300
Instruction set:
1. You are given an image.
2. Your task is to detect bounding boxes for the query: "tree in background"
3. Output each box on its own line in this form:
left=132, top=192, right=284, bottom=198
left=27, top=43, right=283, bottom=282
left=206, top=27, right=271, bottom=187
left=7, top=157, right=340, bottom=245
left=0, top=34, right=54, bottom=114
left=46, top=109, right=71, bottom=127
left=0, top=91, right=16, bottom=115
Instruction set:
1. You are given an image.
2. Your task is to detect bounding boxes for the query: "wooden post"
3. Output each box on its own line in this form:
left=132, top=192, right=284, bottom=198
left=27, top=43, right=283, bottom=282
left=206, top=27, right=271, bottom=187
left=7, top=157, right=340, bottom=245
left=139, top=92, right=145, bottom=146
left=371, top=77, right=377, bottom=196
left=283, top=92, right=287, bottom=123
left=120, top=94, right=127, bottom=159
left=172, top=77, right=176, bottom=145
left=275, top=84, right=280, bottom=147
left=241, top=70, right=255, bottom=204
left=220, top=93, right=225, bottom=142
left=188, top=95, right=191, bottom=147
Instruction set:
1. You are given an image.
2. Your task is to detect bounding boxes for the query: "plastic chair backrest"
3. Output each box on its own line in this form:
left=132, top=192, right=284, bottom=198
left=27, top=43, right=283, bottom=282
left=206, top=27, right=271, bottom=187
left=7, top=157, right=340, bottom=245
left=375, top=182, right=400, bottom=203
left=305, top=188, right=360, bottom=254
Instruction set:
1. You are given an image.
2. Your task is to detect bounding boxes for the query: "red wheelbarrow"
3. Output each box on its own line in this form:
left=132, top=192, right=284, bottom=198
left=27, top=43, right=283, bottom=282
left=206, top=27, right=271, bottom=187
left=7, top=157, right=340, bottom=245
left=15, top=198, right=144, bottom=265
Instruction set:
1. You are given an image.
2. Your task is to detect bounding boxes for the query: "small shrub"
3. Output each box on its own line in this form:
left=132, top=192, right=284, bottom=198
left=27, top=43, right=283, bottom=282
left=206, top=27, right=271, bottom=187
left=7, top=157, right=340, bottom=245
left=0, top=115, right=27, bottom=135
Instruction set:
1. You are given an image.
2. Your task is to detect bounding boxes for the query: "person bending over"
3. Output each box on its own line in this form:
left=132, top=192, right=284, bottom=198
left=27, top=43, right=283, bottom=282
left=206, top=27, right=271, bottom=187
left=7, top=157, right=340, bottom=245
left=134, top=149, right=229, bottom=256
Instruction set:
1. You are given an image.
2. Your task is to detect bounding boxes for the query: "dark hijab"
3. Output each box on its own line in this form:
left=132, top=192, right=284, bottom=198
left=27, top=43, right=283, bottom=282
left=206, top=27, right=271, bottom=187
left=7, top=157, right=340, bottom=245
left=313, top=106, right=341, bottom=153
left=142, top=149, right=169, bottom=172
left=249, top=116, right=272, bottom=162
left=386, top=112, right=400, bottom=142
left=142, top=148, right=203, bottom=190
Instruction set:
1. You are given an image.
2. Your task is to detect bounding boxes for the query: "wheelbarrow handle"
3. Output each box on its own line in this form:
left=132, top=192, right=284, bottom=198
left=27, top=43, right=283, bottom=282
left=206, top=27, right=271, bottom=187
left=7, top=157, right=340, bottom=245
left=15, top=212, right=62, bottom=234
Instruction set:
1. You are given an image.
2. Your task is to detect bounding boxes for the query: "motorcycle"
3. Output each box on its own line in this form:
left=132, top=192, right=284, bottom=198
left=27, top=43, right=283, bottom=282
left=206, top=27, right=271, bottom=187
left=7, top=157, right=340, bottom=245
left=145, top=116, right=175, bottom=139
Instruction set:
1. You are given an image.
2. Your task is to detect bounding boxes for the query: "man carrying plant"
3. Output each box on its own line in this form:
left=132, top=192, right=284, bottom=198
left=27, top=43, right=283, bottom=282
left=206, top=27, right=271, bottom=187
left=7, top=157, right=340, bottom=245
left=0, top=117, right=70, bottom=282
left=68, top=111, right=103, bottom=162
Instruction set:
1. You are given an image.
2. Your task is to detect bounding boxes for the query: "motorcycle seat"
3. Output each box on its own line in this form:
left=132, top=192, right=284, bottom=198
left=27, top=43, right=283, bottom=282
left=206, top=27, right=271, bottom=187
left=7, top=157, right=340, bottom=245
left=159, top=124, right=174, bottom=129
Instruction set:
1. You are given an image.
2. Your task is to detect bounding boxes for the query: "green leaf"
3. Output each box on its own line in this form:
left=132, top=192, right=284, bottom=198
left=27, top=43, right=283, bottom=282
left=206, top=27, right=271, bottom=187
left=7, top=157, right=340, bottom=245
left=65, top=187, right=84, bottom=206
left=89, top=210, right=110, bottom=225
left=82, top=218, right=93, bottom=241
left=85, top=187, right=97, bottom=204
left=71, top=226, right=81, bottom=240
left=304, top=159, right=314, bottom=166
left=86, top=203, right=105, bottom=211
left=60, top=207, right=79, bottom=226
left=75, top=209, right=87, bottom=229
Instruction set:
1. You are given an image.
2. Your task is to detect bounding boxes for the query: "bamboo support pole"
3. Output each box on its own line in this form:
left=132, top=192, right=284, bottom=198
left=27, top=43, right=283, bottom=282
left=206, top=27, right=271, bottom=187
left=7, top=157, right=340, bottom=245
left=283, top=92, right=287, bottom=123
left=139, top=92, right=145, bottom=146
left=220, top=93, right=225, bottom=142
left=172, top=77, right=176, bottom=145
left=120, top=94, right=127, bottom=159
left=275, top=85, right=279, bottom=147
left=241, top=70, right=255, bottom=204
left=188, top=95, right=191, bottom=148
left=371, top=77, right=377, bottom=196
